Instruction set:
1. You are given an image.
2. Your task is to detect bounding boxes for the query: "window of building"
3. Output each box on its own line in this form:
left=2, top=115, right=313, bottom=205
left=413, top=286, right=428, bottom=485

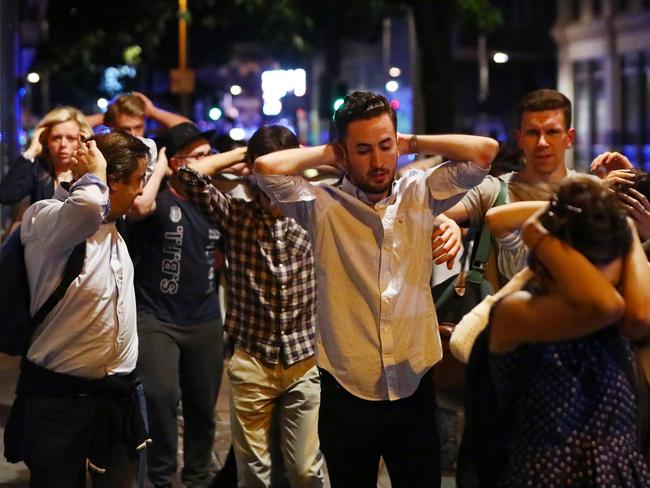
left=573, top=59, right=606, bottom=170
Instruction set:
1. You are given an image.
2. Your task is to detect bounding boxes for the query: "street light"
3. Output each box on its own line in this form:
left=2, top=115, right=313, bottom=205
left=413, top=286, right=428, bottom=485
left=493, top=52, right=509, bottom=64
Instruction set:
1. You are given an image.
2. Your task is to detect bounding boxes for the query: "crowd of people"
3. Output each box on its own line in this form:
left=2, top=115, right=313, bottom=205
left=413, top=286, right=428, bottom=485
left=0, top=86, right=649, bottom=488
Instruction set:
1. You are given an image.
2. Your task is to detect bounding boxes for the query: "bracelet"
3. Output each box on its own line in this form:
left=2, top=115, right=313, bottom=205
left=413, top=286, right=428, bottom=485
left=529, top=232, right=550, bottom=255
left=409, top=135, right=418, bottom=154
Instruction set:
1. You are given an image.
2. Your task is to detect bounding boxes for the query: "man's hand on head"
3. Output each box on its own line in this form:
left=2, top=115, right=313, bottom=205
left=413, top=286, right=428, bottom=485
left=619, top=188, right=650, bottom=241
left=70, top=140, right=107, bottom=184
left=132, top=91, right=155, bottom=117
left=591, top=151, right=634, bottom=176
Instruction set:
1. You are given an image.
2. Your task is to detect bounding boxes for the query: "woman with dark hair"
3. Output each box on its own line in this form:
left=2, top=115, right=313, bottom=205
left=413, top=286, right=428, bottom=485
left=477, top=176, right=650, bottom=486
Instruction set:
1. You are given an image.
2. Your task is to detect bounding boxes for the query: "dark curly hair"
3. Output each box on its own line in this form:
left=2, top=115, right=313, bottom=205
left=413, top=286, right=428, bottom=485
left=333, top=91, right=397, bottom=140
left=534, top=176, right=631, bottom=267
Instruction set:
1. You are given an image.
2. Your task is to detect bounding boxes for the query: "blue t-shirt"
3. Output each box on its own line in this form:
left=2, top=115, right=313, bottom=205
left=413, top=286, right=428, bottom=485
left=129, top=185, right=222, bottom=325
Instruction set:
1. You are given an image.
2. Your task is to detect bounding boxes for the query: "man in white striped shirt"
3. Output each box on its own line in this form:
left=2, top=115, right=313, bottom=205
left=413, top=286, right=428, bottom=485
left=14, top=131, right=150, bottom=488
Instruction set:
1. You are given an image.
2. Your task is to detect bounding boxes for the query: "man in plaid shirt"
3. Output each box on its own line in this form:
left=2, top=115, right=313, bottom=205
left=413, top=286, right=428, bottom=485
left=179, top=126, right=324, bottom=488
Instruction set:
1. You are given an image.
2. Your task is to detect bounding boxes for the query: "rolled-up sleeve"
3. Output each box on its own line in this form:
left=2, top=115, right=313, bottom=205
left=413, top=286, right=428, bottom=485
left=254, top=173, right=317, bottom=204
left=424, top=160, right=489, bottom=215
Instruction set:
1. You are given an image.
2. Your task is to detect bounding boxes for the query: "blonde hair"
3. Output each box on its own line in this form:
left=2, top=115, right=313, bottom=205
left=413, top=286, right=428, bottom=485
left=35, top=106, right=93, bottom=176
left=104, top=94, right=146, bottom=127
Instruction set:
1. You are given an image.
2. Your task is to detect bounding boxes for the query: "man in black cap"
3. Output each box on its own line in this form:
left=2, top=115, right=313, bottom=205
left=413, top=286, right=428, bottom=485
left=127, top=121, right=225, bottom=487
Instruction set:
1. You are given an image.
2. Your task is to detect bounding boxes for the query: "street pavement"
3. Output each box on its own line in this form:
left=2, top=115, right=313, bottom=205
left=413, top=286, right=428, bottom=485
left=0, top=354, right=455, bottom=487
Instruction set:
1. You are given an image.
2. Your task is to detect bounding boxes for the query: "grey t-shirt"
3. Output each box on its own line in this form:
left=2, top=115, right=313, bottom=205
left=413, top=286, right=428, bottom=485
left=460, top=170, right=588, bottom=278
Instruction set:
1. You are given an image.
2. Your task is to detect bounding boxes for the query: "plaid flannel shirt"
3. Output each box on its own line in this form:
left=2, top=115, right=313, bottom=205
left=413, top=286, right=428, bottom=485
left=179, top=167, right=316, bottom=365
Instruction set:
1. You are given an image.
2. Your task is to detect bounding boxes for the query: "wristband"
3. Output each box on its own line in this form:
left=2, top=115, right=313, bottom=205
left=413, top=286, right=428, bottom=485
left=21, top=151, right=35, bottom=163
left=409, top=135, right=418, bottom=154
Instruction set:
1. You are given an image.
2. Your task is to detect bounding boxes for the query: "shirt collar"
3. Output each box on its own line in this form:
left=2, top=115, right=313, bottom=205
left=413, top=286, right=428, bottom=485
left=339, top=175, right=396, bottom=208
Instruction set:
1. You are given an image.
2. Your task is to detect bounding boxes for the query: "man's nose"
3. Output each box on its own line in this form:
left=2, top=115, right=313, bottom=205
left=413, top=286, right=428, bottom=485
left=537, top=134, right=549, bottom=147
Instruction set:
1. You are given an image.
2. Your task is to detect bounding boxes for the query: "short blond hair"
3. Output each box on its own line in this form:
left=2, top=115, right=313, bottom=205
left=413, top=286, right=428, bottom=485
left=104, top=94, right=146, bottom=127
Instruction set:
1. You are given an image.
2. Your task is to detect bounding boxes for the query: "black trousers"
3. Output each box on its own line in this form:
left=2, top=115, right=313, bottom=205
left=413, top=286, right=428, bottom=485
left=137, top=312, right=223, bottom=488
left=318, top=369, right=441, bottom=488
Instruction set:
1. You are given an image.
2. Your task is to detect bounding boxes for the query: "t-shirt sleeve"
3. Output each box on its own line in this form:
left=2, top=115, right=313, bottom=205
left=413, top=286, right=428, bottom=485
left=459, top=176, right=501, bottom=228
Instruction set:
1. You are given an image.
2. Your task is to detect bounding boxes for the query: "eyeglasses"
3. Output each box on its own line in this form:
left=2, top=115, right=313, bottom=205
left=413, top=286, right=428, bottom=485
left=175, top=149, right=217, bottom=160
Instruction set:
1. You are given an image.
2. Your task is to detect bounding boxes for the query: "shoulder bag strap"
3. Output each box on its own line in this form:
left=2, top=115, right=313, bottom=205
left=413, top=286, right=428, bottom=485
left=468, top=178, right=508, bottom=284
left=29, top=241, right=87, bottom=328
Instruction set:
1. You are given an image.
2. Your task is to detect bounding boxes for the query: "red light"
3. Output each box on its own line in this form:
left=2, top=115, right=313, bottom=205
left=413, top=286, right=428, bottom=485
left=390, top=99, right=400, bottom=110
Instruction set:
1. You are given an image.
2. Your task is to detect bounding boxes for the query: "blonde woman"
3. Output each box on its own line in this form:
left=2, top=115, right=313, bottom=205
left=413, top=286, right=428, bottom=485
left=0, top=106, right=92, bottom=210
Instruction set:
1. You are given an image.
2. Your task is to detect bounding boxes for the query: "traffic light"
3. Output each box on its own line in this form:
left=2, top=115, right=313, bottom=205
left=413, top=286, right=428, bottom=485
left=208, top=106, right=222, bottom=121
left=331, top=81, right=348, bottom=117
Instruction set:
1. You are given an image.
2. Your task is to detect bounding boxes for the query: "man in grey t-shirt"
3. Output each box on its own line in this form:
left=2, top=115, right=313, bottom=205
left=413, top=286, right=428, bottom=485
left=445, top=89, right=585, bottom=279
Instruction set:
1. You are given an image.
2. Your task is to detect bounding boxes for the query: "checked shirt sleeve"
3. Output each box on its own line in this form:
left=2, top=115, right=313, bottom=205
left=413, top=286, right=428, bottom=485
left=178, top=167, right=232, bottom=231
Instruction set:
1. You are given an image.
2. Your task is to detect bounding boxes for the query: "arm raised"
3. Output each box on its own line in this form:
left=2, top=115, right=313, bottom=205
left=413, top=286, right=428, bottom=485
left=489, top=215, right=625, bottom=353
left=485, top=201, right=547, bottom=239
left=254, top=144, right=341, bottom=175
left=399, top=133, right=498, bottom=170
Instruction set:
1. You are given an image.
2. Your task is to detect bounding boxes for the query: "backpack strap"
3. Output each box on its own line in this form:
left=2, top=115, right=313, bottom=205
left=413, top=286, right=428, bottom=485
left=468, top=178, right=508, bottom=285
left=29, top=241, right=86, bottom=329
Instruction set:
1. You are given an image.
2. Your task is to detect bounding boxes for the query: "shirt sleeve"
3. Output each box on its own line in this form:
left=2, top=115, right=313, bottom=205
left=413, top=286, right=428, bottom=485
left=0, top=156, right=36, bottom=204
left=254, top=173, right=320, bottom=230
left=177, top=167, right=232, bottom=233
left=459, top=176, right=501, bottom=228
left=21, top=173, right=109, bottom=254
left=423, top=160, right=490, bottom=216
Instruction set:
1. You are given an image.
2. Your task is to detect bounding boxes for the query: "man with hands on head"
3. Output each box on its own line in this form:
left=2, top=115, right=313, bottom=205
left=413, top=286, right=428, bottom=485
left=254, top=91, right=498, bottom=488
left=178, top=125, right=324, bottom=488
left=11, top=131, right=150, bottom=488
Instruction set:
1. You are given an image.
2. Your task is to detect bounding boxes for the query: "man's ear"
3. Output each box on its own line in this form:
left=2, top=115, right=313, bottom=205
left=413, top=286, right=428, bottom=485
left=107, top=178, right=118, bottom=194
left=335, top=141, right=348, bottom=170
left=567, top=128, right=576, bottom=148
left=169, top=157, right=181, bottom=172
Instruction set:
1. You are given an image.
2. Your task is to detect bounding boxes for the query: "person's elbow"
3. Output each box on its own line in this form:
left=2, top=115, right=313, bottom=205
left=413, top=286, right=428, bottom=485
left=484, top=207, right=500, bottom=233
left=473, top=138, right=499, bottom=169
left=619, top=304, right=650, bottom=341
left=127, top=197, right=155, bottom=221
left=591, top=293, right=626, bottom=328
left=254, top=155, right=276, bottom=175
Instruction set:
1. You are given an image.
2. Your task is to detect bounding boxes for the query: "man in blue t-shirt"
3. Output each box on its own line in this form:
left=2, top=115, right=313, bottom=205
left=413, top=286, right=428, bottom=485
left=128, top=122, right=224, bottom=488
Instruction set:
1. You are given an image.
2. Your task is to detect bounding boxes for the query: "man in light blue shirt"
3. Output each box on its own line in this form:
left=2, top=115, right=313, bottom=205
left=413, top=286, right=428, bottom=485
left=13, top=131, right=150, bottom=488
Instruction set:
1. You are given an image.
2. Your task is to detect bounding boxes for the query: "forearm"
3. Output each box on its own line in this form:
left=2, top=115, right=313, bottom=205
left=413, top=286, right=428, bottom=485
left=486, top=201, right=547, bottom=238
left=129, top=161, right=167, bottom=220
left=188, top=147, right=247, bottom=176
left=405, top=134, right=498, bottom=169
left=147, top=106, right=189, bottom=128
left=255, top=144, right=338, bottom=175
left=85, top=113, right=105, bottom=128
left=524, top=221, right=620, bottom=309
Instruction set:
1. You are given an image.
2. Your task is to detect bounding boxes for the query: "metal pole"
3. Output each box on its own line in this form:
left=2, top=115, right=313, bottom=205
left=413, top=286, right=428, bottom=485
left=178, top=0, right=190, bottom=116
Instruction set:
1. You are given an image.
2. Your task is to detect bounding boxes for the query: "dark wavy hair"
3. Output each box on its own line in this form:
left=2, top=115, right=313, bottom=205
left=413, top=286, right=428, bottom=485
left=333, top=91, right=397, bottom=140
left=532, top=176, right=631, bottom=269
left=88, top=131, right=149, bottom=183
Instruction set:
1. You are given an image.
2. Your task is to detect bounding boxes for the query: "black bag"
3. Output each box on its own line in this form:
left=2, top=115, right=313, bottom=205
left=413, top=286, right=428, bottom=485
left=0, top=227, right=86, bottom=356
